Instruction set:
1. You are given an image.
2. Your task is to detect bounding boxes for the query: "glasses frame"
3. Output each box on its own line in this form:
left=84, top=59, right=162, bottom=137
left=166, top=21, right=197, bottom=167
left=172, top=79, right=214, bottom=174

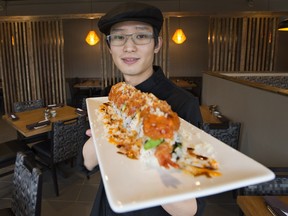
left=106, top=32, right=154, bottom=46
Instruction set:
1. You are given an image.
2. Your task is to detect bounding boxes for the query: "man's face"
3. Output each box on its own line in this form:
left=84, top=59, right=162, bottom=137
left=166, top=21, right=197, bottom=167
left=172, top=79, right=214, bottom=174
left=109, top=21, right=162, bottom=86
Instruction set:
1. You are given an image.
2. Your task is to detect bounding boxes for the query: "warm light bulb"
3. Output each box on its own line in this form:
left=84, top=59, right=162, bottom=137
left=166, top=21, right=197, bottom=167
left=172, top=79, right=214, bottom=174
left=86, top=30, right=99, bottom=46
left=11, top=35, right=15, bottom=46
left=278, top=19, right=288, bottom=31
left=278, top=27, right=288, bottom=31
left=172, top=29, right=187, bottom=44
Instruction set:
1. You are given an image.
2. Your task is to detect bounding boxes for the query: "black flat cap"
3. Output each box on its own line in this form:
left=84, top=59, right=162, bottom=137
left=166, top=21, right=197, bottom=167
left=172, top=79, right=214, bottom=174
left=98, top=2, right=163, bottom=35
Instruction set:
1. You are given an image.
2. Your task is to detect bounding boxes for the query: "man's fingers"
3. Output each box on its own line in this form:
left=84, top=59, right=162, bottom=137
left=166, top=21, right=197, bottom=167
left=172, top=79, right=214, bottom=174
left=86, top=129, right=92, bottom=137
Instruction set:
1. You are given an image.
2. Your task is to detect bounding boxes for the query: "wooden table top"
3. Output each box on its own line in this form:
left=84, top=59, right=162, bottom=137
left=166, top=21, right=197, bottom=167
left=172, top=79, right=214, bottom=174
left=73, top=80, right=101, bottom=89
left=171, top=79, right=197, bottom=89
left=200, top=105, right=222, bottom=124
left=237, top=196, right=288, bottom=216
left=2, top=106, right=79, bottom=137
left=2, top=104, right=219, bottom=137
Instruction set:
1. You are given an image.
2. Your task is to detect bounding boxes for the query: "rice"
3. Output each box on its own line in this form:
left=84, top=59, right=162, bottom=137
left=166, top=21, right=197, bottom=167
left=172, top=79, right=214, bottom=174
left=139, top=147, right=159, bottom=167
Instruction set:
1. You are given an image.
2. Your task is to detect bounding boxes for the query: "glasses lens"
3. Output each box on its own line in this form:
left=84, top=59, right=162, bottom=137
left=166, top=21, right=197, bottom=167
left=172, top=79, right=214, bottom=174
left=132, top=33, right=153, bottom=45
left=107, top=33, right=153, bottom=46
left=108, top=34, right=126, bottom=46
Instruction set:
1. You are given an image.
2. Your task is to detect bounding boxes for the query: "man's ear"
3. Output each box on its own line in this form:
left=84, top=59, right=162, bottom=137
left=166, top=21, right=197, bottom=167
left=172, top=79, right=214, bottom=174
left=154, top=37, right=162, bottom=54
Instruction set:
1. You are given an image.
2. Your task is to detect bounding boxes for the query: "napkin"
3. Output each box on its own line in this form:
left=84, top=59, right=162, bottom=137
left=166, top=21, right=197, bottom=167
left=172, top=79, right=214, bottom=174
left=26, top=120, right=51, bottom=130
left=47, top=103, right=64, bottom=109
left=9, top=113, right=19, bottom=121
left=75, top=108, right=86, bottom=115
left=264, top=196, right=288, bottom=216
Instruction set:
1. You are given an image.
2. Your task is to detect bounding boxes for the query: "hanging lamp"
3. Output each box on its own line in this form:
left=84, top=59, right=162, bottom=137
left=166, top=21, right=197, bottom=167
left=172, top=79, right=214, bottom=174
left=172, top=28, right=186, bottom=44
left=85, top=0, right=99, bottom=46
left=172, top=0, right=186, bottom=44
left=278, top=19, right=288, bottom=31
left=86, top=29, right=99, bottom=46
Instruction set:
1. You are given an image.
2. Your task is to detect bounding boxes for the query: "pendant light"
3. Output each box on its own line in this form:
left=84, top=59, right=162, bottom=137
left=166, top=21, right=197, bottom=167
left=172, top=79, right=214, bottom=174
left=172, top=28, right=186, bottom=44
left=172, top=0, right=186, bottom=44
left=278, top=18, right=288, bottom=31
left=85, top=0, right=99, bottom=46
left=86, top=28, right=99, bottom=46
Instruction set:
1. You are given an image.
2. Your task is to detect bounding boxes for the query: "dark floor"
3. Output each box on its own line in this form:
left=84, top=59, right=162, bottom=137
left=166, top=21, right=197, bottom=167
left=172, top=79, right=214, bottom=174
left=0, top=116, right=240, bottom=216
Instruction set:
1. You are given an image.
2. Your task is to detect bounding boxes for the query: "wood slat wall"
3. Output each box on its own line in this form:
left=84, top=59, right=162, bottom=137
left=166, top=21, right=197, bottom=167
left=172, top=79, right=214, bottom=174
left=208, top=16, right=278, bottom=72
left=100, top=34, right=123, bottom=89
left=0, top=19, right=65, bottom=114
left=154, top=17, right=169, bottom=77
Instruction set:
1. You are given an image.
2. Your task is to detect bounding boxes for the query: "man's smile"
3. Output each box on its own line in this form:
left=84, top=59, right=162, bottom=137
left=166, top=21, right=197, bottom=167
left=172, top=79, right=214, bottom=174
left=122, top=57, right=140, bottom=64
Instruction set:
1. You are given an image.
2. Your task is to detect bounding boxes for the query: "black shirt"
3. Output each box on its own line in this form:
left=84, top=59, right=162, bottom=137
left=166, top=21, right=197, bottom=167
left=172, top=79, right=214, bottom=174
left=136, top=66, right=202, bottom=127
left=90, top=66, right=205, bottom=216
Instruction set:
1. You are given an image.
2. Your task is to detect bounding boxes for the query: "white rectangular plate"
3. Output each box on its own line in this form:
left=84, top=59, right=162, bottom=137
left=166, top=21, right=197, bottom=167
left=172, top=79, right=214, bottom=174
left=87, top=97, right=275, bottom=213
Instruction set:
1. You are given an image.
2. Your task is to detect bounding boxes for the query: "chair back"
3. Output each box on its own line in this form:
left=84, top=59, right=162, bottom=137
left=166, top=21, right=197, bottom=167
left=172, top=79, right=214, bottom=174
left=14, top=99, right=44, bottom=113
left=81, top=97, right=87, bottom=110
left=240, top=167, right=288, bottom=195
left=11, top=152, right=42, bottom=216
left=0, top=140, right=31, bottom=178
left=201, top=122, right=241, bottom=149
left=51, top=115, right=86, bottom=164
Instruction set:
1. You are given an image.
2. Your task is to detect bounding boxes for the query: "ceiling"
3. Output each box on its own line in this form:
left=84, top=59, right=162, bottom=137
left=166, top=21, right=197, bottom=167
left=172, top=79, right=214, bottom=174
left=1, top=0, right=288, bottom=18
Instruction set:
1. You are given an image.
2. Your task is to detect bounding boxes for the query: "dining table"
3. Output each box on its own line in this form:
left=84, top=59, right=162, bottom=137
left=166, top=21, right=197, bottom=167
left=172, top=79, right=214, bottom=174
left=171, top=78, right=197, bottom=90
left=200, top=105, right=222, bottom=124
left=2, top=103, right=221, bottom=138
left=237, top=195, right=288, bottom=216
left=73, top=80, right=101, bottom=89
left=73, top=79, right=102, bottom=96
left=2, top=106, right=79, bottom=138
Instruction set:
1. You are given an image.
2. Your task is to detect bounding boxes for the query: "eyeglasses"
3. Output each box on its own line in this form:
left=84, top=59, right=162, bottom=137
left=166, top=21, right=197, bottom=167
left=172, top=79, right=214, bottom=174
left=106, top=32, right=154, bottom=46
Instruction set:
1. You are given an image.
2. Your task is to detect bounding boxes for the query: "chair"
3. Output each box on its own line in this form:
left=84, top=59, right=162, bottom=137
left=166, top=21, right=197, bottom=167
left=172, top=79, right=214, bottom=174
left=67, top=78, right=89, bottom=108
left=80, top=97, right=90, bottom=130
left=75, top=98, right=101, bottom=179
left=0, top=140, right=32, bottom=178
left=31, top=115, right=86, bottom=196
left=13, top=99, right=44, bottom=113
left=201, top=122, right=241, bottom=150
left=81, top=97, right=87, bottom=110
left=13, top=99, right=48, bottom=144
left=0, top=152, right=42, bottom=216
left=239, top=167, right=288, bottom=196
left=201, top=122, right=241, bottom=199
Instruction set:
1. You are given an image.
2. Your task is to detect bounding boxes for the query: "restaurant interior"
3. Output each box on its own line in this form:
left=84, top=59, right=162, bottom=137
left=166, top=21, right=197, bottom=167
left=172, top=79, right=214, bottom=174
left=0, top=0, right=288, bottom=215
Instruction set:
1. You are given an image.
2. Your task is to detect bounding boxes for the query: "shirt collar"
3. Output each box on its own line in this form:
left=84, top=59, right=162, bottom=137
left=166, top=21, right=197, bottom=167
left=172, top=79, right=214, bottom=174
left=135, top=65, right=164, bottom=92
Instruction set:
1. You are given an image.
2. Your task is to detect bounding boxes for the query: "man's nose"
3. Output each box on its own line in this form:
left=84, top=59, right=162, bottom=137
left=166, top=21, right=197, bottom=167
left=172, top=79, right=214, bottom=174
left=123, top=36, right=136, bottom=51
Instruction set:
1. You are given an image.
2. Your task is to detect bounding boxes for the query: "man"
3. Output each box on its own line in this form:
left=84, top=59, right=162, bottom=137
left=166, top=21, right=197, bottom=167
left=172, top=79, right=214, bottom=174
left=83, top=2, right=204, bottom=215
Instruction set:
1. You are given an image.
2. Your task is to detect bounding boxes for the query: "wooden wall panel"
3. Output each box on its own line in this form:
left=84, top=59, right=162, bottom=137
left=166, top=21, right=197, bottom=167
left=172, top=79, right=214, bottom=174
left=208, top=16, right=278, bottom=72
left=0, top=19, right=65, bottom=114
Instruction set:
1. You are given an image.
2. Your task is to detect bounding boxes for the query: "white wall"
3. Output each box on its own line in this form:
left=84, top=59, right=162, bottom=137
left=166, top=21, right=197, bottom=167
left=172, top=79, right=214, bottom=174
left=202, top=73, right=288, bottom=167
left=63, top=19, right=102, bottom=78
left=169, top=16, right=209, bottom=77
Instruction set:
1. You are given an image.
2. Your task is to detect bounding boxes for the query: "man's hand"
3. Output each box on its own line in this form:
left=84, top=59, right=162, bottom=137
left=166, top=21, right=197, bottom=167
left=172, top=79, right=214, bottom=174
left=82, top=129, right=98, bottom=170
left=86, top=129, right=92, bottom=137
